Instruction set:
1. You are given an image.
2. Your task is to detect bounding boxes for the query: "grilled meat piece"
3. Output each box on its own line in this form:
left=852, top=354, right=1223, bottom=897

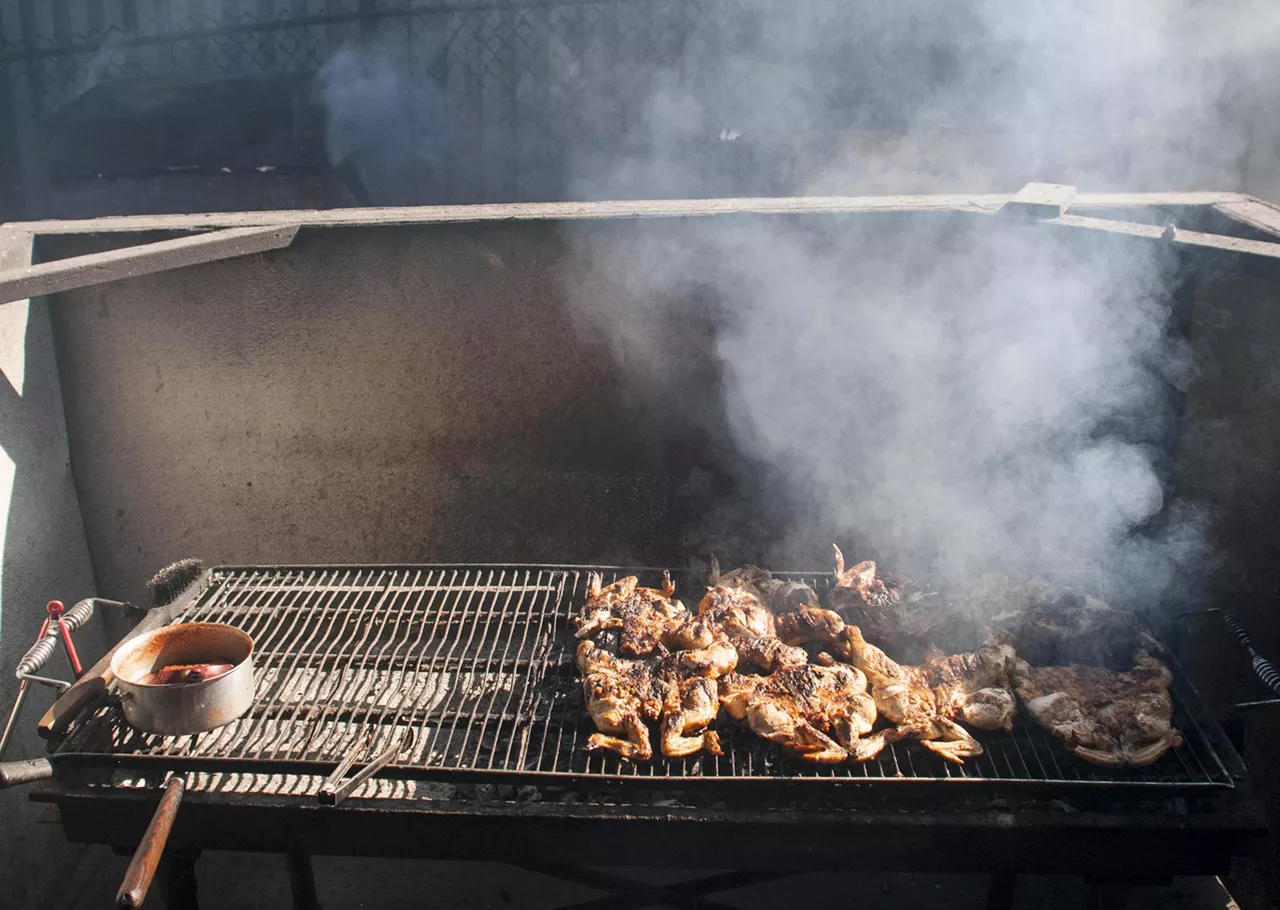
left=577, top=639, right=664, bottom=761
left=661, top=676, right=724, bottom=758
left=709, top=555, right=837, bottom=646
left=698, top=584, right=807, bottom=672
left=827, top=545, right=947, bottom=662
left=829, top=626, right=1014, bottom=763
left=577, top=639, right=728, bottom=761
left=719, top=664, right=886, bottom=762
left=575, top=571, right=696, bottom=657
left=1012, top=652, right=1182, bottom=767
left=993, top=582, right=1166, bottom=670
left=709, top=555, right=821, bottom=614
left=776, top=606, right=846, bottom=647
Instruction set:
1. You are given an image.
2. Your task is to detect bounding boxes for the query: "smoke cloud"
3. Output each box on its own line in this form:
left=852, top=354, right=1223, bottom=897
left=310, top=0, right=1278, bottom=606
left=557, top=0, right=1262, bottom=605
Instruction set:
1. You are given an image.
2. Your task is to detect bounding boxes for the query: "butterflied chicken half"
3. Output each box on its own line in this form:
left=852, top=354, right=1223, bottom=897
left=826, top=626, right=1018, bottom=764
left=576, top=639, right=725, bottom=761
left=1012, top=652, right=1182, bottom=767
left=718, top=663, right=887, bottom=762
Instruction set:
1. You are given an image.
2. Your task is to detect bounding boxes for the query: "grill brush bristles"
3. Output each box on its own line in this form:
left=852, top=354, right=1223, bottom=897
left=147, top=558, right=205, bottom=608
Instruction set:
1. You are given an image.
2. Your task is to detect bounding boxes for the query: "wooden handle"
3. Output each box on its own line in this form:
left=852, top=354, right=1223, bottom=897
left=37, top=670, right=111, bottom=740
left=0, top=758, right=55, bottom=788
left=117, top=777, right=186, bottom=910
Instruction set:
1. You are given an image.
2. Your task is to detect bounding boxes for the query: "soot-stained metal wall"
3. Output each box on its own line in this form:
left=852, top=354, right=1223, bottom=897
left=45, top=221, right=729, bottom=607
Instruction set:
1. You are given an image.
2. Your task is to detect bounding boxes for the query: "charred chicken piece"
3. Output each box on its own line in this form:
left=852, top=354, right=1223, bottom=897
left=992, top=581, right=1166, bottom=671
left=775, top=606, right=846, bottom=647
left=576, top=639, right=664, bottom=761
left=827, top=545, right=960, bottom=663
left=718, top=664, right=886, bottom=762
left=829, top=626, right=1013, bottom=764
left=698, top=584, right=807, bottom=672
left=920, top=644, right=1019, bottom=733
left=708, top=555, right=822, bottom=614
left=575, top=572, right=694, bottom=657
left=661, top=676, right=724, bottom=758
left=709, top=555, right=837, bottom=646
left=1012, top=652, right=1182, bottom=767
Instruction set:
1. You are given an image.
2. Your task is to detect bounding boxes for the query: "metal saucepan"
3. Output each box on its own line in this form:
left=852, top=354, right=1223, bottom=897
left=1, top=621, right=255, bottom=909
left=110, top=622, right=255, bottom=734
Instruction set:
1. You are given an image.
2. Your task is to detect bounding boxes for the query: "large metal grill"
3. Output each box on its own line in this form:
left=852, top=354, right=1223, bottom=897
left=57, top=565, right=1238, bottom=793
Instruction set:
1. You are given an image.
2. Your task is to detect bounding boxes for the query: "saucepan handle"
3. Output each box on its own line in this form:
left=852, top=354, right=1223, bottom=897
left=0, top=757, right=55, bottom=788
left=117, top=777, right=186, bottom=910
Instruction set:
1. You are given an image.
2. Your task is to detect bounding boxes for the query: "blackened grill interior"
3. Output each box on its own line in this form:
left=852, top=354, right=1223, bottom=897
left=59, top=565, right=1237, bottom=793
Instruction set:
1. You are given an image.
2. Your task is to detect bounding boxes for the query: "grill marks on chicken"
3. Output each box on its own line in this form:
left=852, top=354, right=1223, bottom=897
left=826, top=626, right=1016, bottom=764
left=576, top=639, right=726, bottom=761
left=718, top=664, right=887, bottom=763
left=1012, top=652, right=1182, bottom=767
left=697, top=584, right=807, bottom=673
left=574, top=572, right=695, bottom=657
left=573, top=562, right=1184, bottom=771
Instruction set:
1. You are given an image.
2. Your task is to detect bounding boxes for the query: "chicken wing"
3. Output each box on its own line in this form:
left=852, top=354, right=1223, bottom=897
left=1012, top=651, right=1182, bottom=767
left=827, top=545, right=946, bottom=663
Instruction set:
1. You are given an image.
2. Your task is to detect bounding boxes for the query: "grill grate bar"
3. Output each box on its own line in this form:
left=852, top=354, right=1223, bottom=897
left=56, top=564, right=1238, bottom=794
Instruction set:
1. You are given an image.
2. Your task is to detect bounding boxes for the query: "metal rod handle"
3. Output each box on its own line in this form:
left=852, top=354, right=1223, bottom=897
left=60, top=599, right=97, bottom=633
left=15, top=599, right=102, bottom=679
left=1218, top=611, right=1280, bottom=696
left=16, top=636, right=59, bottom=679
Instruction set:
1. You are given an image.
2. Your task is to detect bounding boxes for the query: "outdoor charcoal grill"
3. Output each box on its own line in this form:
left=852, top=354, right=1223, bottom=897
left=9, top=563, right=1270, bottom=910
left=4, top=192, right=1280, bottom=909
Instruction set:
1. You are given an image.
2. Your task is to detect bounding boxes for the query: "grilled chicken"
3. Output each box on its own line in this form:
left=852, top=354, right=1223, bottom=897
left=709, top=555, right=822, bottom=614
left=828, top=545, right=941, bottom=660
left=993, top=582, right=1166, bottom=671
left=1012, top=652, right=1182, bottom=767
left=577, top=639, right=727, bottom=761
left=661, top=676, right=724, bottom=758
left=698, top=584, right=807, bottom=672
left=575, top=572, right=695, bottom=657
left=828, top=626, right=1015, bottom=763
left=709, top=555, right=838, bottom=646
left=576, top=639, right=664, bottom=761
left=719, top=663, right=886, bottom=762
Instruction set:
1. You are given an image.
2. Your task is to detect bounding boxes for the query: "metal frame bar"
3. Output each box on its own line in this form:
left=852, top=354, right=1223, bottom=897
left=2, top=192, right=1273, bottom=234
left=0, top=224, right=299, bottom=305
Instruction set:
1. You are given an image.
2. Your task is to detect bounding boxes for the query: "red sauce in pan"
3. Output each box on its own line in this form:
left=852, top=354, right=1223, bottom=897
left=139, top=661, right=236, bottom=686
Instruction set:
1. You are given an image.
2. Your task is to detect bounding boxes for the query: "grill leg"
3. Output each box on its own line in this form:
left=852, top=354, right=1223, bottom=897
left=986, top=873, right=1016, bottom=910
left=287, top=854, right=322, bottom=910
left=157, top=849, right=200, bottom=910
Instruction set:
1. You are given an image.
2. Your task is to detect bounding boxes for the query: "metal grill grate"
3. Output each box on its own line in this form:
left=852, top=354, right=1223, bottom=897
left=58, top=565, right=1237, bottom=793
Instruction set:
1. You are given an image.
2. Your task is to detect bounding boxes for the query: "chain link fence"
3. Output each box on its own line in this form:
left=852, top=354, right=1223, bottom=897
left=0, top=0, right=761, bottom=216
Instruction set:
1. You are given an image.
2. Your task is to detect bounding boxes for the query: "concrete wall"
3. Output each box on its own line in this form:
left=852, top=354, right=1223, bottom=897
left=0, top=230, right=116, bottom=906
left=43, top=221, right=732, bottom=606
